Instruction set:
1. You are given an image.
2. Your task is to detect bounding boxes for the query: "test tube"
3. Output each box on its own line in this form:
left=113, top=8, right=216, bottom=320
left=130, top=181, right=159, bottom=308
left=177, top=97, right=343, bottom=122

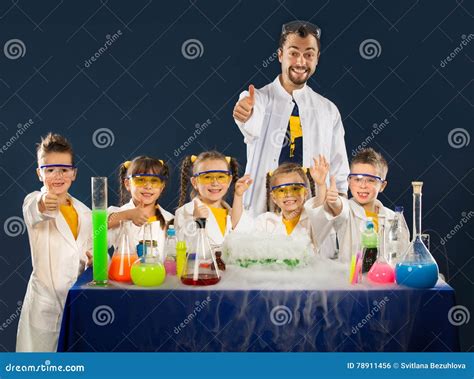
left=91, top=177, right=108, bottom=285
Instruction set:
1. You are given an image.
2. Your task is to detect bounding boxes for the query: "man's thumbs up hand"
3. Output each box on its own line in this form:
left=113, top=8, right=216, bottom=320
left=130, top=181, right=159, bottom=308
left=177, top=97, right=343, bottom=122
left=233, top=84, right=256, bottom=123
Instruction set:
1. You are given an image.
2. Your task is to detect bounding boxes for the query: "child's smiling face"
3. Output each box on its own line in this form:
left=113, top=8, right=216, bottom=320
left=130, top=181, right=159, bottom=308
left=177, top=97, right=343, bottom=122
left=125, top=171, right=164, bottom=206
left=37, top=152, right=76, bottom=196
left=191, top=159, right=231, bottom=204
left=271, top=172, right=308, bottom=217
left=348, top=163, right=386, bottom=207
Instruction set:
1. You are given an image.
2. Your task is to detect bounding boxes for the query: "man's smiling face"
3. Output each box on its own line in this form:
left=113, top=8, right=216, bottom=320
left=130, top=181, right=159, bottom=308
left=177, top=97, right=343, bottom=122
left=278, top=33, right=320, bottom=87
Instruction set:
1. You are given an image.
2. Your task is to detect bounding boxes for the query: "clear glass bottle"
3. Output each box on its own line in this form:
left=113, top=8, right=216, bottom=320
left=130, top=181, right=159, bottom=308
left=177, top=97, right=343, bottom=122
left=386, top=206, right=410, bottom=267
left=395, top=182, right=439, bottom=288
left=361, top=218, right=378, bottom=275
left=181, top=218, right=220, bottom=286
left=108, top=221, right=139, bottom=283
left=163, top=225, right=177, bottom=275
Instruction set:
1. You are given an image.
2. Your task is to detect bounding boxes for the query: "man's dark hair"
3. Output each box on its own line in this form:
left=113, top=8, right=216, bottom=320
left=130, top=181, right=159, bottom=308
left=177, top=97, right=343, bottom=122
left=279, top=21, right=321, bottom=51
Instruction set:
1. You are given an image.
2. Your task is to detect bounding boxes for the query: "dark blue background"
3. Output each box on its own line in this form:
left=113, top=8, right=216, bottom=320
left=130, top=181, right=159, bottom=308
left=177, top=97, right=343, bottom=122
left=0, top=0, right=472, bottom=351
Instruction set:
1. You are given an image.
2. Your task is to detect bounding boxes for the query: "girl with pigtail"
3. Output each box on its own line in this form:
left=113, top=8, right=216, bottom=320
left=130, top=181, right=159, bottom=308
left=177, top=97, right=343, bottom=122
left=107, top=156, right=174, bottom=257
left=232, top=155, right=338, bottom=253
left=174, top=151, right=253, bottom=250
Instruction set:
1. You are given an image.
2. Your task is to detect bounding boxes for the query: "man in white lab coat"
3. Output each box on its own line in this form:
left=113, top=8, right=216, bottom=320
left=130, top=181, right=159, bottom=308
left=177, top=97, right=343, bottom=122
left=233, top=20, right=350, bottom=219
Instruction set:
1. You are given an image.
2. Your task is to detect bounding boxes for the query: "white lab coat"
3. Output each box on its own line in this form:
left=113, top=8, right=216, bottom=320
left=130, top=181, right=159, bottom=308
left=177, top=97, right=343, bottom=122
left=234, top=76, right=350, bottom=217
left=329, top=197, right=410, bottom=263
left=248, top=197, right=338, bottom=253
left=174, top=197, right=252, bottom=251
left=107, top=200, right=174, bottom=258
left=16, top=189, right=91, bottom=352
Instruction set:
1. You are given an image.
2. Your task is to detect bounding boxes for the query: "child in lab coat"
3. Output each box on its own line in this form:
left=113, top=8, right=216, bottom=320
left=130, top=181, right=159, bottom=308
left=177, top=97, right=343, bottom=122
left=16, top=133, right=92, bottom=352
left=316, top=148, right=410, bottom=263
left=174, top=151, right=253, bottom=251
left=107, top=156, right=174, bottom=257
left=232, top=156, right=336, bottom=253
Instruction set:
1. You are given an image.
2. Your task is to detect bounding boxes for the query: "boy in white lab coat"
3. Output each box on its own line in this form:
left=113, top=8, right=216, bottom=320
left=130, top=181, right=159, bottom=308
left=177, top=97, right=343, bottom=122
left=310, top=148, right=410, bottom=263
left=16, top=133, right=92, bottom=352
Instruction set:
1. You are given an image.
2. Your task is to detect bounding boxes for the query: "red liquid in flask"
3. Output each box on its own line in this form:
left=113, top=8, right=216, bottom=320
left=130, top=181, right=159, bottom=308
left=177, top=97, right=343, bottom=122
left=181, top=274, right=220, bottom=286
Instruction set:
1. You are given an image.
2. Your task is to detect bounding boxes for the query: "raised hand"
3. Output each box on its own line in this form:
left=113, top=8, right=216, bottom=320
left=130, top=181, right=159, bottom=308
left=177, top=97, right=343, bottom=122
left=233, top=84, right=255, bottom=123
left=193, top=199, right=209, bottom=219
left=309, top=154, right=329, bottom=186
left=234, top=175, right=253, bottom=197
left=41, top=191, right=60, bottom=212
left=130, top=200, right=149, bottom=226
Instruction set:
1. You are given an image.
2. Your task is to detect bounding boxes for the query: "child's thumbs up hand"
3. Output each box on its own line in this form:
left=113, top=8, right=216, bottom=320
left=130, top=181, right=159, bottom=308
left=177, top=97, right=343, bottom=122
left=41, top=191, right=60, bottom=212
left=326, top=176, right=339, bottom=204
left=193, top=199, right=209, bottom=219
left=130, top=200, right=149, bottom=226
left=325, top=176, right=343, bottom=216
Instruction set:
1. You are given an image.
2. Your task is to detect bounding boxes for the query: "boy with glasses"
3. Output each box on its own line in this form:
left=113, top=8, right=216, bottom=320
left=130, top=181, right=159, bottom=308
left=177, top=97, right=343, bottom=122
left=310, top=148, right=409, bottom=263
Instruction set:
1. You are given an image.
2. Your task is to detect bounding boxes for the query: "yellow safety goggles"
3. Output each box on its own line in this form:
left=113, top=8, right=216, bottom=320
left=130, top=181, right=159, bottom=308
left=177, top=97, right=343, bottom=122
left=128, top=174, right=164, bottom=188
left=193, top=170, right=231, bottom=185
left=271, top=183, right=307, bottom=198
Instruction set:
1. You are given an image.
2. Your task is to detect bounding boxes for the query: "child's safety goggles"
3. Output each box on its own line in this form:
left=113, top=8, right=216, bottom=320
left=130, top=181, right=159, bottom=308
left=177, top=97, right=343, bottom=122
left=347, top=173, right=384, bottom=186
left=271, top=182, right=307, bottom=198
left=193, top=170, right=231, bottom=185
left=39, top=164, right=76, bottom=178
left=127, top=174, right=165, bottom=188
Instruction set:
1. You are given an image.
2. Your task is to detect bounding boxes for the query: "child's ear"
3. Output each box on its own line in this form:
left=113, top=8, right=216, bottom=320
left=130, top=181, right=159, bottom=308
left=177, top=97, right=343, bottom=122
left=380, top=181, right=387, bottom=192
left=71, top=169, right=77, bottom=182
left=190, top=177, right=198, bottom=190
left=124, top=178, right=131, bottom=192
left=36, top=168, right=43, bottom=182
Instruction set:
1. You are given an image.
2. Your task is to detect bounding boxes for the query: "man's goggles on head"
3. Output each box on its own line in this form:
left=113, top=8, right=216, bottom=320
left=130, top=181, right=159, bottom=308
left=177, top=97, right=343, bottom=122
left=281, top=20, right=321, bottom=39
left=271, top=182, right=307, bottom=198
left=128, top=174, right=165, bottom=188
left=39, top=164, right=76, bottom=178
left=193, top=170, right=232, bottom=185
left=347, top=173, right=384, bottom=186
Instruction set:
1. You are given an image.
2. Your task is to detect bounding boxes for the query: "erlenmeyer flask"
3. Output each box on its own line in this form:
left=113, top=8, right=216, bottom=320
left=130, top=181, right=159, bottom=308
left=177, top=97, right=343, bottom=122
left=131, top=222, right=166, bottom=287
left=108, top=220, right=139, bottom=282
left=367, top=224, right=395, bottom=284
left=395, top=182, right=439, bottom=288
left=181, top=218, right=220, bottom=286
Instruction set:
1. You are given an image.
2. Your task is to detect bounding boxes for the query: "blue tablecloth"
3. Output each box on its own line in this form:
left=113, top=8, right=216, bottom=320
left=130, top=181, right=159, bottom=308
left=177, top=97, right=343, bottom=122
left=58, top=268, right=460, bottom=352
